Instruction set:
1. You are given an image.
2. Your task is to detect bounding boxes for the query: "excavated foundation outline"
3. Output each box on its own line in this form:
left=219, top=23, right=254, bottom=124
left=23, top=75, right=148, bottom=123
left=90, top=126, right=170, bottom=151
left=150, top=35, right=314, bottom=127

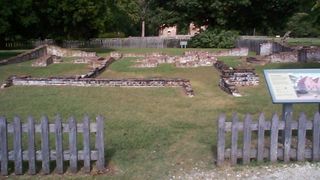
left=1, top=45, right=195, bottom=97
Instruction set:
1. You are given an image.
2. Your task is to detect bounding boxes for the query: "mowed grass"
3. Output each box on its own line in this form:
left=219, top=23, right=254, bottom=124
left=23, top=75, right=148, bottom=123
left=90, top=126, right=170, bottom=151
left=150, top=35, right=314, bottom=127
left=0, top=49, right=27, bottom=60
left=0, top=59, right=90, bottom=83
left=0, top=48, right=320, bottom=179
left=287, top=38, right=320, bottom=46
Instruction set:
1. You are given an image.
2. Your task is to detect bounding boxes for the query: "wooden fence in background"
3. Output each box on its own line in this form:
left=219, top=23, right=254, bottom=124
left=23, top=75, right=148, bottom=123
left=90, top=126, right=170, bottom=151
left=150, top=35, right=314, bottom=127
left=0, top=115, right=105, bottom=175
left=3, top=36, right=192, bottom=49
left=217, top=112, right=320, bottom=166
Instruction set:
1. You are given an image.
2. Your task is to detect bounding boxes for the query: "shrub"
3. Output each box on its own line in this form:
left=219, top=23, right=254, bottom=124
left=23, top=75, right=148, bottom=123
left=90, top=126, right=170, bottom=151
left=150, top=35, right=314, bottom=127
left=188, top=29, right=239, bottom=48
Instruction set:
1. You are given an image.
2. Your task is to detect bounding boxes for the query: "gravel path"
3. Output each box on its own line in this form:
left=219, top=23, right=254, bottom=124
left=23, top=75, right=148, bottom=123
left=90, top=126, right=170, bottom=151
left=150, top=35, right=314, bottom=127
left=170, top=162, right=320, bottom=180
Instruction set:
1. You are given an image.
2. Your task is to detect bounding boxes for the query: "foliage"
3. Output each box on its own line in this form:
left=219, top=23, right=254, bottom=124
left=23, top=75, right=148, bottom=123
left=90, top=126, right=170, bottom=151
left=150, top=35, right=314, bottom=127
left=98, top=32, right=126, bottom=38
left=0, top=0, right=106, bottom=43
left=0, top=0, right=318, bottom=45
left=188, top=29, right=239, bottom=48
left=149, top=0, right=299, bottom=36
left=311, top=0, right=320, bottom=25
left=286, top=13, right=320, bottom=37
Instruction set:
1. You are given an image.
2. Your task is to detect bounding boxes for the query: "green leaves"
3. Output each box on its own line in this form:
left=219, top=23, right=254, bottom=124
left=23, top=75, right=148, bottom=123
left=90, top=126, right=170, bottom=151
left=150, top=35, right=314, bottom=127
left=189, top=29, right=239, bottom=48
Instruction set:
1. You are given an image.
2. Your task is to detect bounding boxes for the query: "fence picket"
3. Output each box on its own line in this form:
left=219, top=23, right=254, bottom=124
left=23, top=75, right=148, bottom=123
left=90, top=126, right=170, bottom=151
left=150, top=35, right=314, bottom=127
left=217, top=114, right=226, bottom=166
left=231, top=113, right=239, bottom=165
left=69, top=117, right=78, bottom=173
left=243, top=114, right=252, bottom=164
left=297, top=113, right=307, bottom=161
left=270, top=113, right=279, bottom=162
left=41, top=116, right=50, bottom=174
left=0, top=117, right=8, bottom=176
left=27, top=116, right=36, bottom=175
left=13, top=116, right=23, bottom=175
left=257, top=113, right=265, bottom=162
left=55, top=115, right=63, bottom=174
left=313, top=112, right=320, bottom=161
left=83, top=115, right=91, bottom=173
left=284, top=113, right=292, bottom=162
left=96, top=115, right=105, bottom=171
left=219, top=111, right=320, bottom=165
left=0, top=115, right=104, bottom=175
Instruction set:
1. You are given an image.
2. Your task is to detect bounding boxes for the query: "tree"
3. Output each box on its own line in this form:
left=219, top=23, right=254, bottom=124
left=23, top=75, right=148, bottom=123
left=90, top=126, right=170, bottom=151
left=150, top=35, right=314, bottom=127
left=311, top=0, right=320, bottom=24
left=135, top=0, right=152, bottom=37
left=147, top=0, right=300, bottom=36
left=286, top=13, right=319, bottom=37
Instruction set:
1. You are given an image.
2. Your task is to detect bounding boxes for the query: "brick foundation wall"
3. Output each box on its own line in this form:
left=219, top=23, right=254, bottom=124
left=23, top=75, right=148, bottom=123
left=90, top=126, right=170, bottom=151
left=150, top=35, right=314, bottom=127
left=0, top=45, right=47, bottom=66
left=8, top=77, right=194, bottom=97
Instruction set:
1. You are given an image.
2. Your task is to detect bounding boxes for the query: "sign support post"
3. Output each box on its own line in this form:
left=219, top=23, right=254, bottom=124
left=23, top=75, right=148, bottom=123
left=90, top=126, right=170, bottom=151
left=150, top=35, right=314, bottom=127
left=264, top=69, right=320, bottom=148
left=281, top=103, right=293, bottom=142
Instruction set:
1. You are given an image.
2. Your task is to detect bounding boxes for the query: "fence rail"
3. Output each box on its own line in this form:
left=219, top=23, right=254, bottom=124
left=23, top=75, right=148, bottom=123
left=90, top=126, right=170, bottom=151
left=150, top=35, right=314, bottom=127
left=217, top=112, right=320, bottom=166
left=0, top=115, right=105, bottom=175
left=2, top=36, right=192, bottom=49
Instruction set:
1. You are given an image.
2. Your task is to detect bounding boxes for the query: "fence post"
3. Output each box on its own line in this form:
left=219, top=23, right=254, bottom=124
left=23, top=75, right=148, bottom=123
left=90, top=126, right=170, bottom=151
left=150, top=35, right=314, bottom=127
left=257, top=113, right=265, bottom=162
left=284, top=112, right=292, bottom=163
left=243, top=114, right=252, bottom=164
left=217, top=114, right=226, bottom=166
left=69, top=117, right=78, bottom=173
left=313, top=112, right=320, bottom=161
left=96, top=115, right=105, bottom=171
left=83, top=115, right=91, bottom=173
left=28, top=116, right=36, bottom=175
left=55, top=115, right=64, bottom=174
left=13, top=116, right=23, bottom=175
left=0, top=117, right=8, bottom=176
left=41, top=116, right=50, bottom=174
left=297, top=113, right=307, bottom=161
left=270, top=113, right=279, bottom=162
left=231, top=113, right=239, bottom=165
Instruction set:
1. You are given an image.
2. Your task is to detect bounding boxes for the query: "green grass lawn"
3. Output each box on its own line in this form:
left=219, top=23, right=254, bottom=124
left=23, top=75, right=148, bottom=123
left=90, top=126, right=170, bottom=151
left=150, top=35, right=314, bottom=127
left=0, top=60, right=89, bottom=83
left=0, top=49, right=27, bottom=60
left=287, top=38, right=320, bottom=46
left=0, top=48, right=320, bottom=179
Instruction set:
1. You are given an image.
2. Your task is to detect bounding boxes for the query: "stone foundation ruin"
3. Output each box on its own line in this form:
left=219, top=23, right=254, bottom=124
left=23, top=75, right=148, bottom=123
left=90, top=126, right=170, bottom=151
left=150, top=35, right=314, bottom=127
left=214, top=61, right=259, bottom=96
left=0, top=45, right=97, bottom=67
left=1, top=45, right=195, bottom=97
left=238, top=39, right=320, bottom=64
left=5, top=76, right=194, bottom=97
left=109, top=48, right=249, bottom=68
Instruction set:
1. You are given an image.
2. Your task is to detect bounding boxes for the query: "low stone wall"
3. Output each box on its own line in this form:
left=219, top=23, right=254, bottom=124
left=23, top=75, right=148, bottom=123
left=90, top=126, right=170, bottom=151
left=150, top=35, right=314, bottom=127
left=266, top=51, right=298, bottom=63
left=219, top=78, right=240, bottom=96
left=0, top=45, right=47, bottom=66
left=32, top=55, right=54, bottom=67
left=0, top=45, right=97, bottom=66
left=80, top=57, right=115, bottom=78
left=110, top=52, right=123, bottom=60
left=214, top=61, right=259, bottom=96
left=298, top=48, right=320, bottom=62
left=8, top=76, right=194, bottom=97
left=211, top=48, right=249, bottom=56
left=134, top=51, right=217, bottom=68
left=123, top=53, right=146, bottom=58
left=236, top=39, right=292, bottom=55
left=47, top=45, right=96, bottom=57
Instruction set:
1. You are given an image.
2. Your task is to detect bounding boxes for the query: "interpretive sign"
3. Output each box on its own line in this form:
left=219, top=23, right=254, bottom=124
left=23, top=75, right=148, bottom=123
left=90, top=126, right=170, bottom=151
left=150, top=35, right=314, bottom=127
left=264, top=69, right=320, bottom=103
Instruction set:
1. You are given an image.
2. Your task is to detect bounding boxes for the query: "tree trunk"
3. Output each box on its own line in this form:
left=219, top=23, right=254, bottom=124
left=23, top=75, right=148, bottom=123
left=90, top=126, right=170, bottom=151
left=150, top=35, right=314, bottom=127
left=141, top=20, right=145, bottom=37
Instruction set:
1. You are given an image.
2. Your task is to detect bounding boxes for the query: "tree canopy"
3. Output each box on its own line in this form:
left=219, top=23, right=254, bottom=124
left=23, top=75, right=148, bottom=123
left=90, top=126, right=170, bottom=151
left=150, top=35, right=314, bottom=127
left=0, top=0, right=318, bottom=44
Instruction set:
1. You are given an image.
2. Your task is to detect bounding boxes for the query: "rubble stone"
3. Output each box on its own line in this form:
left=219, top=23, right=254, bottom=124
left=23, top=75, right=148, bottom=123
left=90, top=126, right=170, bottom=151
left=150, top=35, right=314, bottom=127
left=214, top=60, right=259, bottom=96
left=10, top=76, right=195, bottom=97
